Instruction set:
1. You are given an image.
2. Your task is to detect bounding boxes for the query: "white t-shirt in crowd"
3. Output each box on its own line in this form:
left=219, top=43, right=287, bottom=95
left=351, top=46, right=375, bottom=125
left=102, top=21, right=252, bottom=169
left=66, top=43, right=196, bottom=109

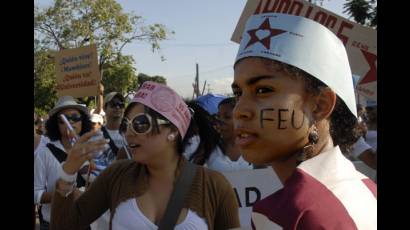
left=112, top=198, right=208, bottom=230
left=92, top=127, right=125, bottom=179
left=91, top=127, right=125, bottom=230
left=205, top=147, right=253, bottom=172
left=34, top=135, right=50, bottom=158
left=183, top=135, right=253, bottom=172
left=34, top=140, right=65, bottom=222
left=106, top=128, right=124, bottom=148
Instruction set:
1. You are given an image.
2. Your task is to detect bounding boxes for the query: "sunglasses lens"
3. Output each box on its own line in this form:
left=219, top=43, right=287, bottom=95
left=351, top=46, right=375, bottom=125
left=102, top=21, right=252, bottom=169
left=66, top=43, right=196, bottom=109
left=132, top=115, right=151, bottom=134
left=59, top=114, right=82, bottom=124
left=71, top=115, right=82, bottom=122
left=110, top=101, right=125, bottom=108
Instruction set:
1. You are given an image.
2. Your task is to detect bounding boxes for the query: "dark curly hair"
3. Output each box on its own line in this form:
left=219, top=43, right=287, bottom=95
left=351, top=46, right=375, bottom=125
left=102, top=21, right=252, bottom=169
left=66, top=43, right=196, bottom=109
left=45, top=109, right=92, bottom=141
left=236, top=57, right=362, bottom=153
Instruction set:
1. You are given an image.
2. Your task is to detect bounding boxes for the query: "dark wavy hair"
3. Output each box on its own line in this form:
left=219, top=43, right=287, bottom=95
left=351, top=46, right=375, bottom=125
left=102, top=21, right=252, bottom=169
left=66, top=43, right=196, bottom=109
left=185, top=101, right=224, bottom=165
left=236, top=57, right=362, bottom=153
left=122, top=102, right=224, bottom=165
left=45, top=109, right=93, bottom=141
left=218, top=97, right=236, bottom=108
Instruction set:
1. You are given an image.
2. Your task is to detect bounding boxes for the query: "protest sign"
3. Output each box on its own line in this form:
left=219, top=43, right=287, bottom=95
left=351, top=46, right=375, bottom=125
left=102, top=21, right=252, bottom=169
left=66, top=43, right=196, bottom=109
left=222, top=167, right=283, bottom=227
left=55, top=44, right=100, bottom=98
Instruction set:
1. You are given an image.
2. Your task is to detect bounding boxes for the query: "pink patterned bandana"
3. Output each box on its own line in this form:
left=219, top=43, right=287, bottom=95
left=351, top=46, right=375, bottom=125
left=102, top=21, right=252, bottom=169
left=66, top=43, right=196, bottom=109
left=131, top=81, right=191, bottom=138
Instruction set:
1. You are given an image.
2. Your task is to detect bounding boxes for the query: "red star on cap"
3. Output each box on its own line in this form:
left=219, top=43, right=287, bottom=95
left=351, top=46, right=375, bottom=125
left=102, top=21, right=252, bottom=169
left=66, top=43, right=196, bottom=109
left=245, top=18, right=287, bottom=50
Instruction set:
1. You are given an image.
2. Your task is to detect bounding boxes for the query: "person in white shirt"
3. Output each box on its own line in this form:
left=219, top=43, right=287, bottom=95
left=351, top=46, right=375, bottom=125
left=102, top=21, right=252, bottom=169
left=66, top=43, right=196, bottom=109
left=212, top=97, right=253, bottom=171
left=90, top=92, right=126, bottom=230
left=34, top=96, right=93, bottom=230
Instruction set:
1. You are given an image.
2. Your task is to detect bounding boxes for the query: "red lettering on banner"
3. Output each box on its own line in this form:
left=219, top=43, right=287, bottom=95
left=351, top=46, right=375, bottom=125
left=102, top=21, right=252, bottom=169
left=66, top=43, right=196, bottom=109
left=325, top=15, right=337, bottom=29
left=266, top=0, right=278, bottom=12
left=277, top=0, right=292, bottom=13
left=254, top=0, right=264, bottom=13
left=289, top=1, right=303, bottom=16
left=305, top=6, right=313, bottom=18
left=313, top=11, right=327, bottom=25
left=336, top=21, right=354, bottom=46
left=358, top=50, right=377, bottom=85
left=256, top=0, right=295, bottom=14
left=352, top=41, right=369, bottom=51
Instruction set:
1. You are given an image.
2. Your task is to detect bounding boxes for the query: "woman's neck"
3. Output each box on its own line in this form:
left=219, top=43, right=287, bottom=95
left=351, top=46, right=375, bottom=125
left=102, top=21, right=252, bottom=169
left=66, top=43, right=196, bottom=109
left=146, top=152, right=181, bottom=184
left=106, top=118, right=121, bottom=130
left=271, top=134, right=334, bottom=184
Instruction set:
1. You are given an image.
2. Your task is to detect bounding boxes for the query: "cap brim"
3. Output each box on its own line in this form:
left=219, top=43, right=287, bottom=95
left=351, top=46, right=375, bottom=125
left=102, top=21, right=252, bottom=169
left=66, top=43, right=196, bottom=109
left=48, top=105, right=89, bottom=118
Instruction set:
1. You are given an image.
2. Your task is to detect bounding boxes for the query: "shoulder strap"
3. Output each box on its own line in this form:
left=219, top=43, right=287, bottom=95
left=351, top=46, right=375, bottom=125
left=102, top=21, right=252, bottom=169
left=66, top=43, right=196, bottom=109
left=46, top=143, right=87, bottom=187
left=46, top=143, right=67, bottom=163
left=101, top=126, right=119, bottom=155
left=158, top=161, right=198, bottom=230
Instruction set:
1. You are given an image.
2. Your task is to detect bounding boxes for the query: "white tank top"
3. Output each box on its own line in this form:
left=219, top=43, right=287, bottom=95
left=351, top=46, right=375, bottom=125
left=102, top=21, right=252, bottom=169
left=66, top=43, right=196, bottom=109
left=111, top=198, right=208, bottom=230
left=206, top=147, right=253, bottom=172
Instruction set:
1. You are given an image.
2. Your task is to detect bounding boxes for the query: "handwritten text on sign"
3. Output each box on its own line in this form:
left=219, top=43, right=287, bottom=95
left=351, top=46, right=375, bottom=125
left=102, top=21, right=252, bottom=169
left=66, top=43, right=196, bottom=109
left=55, top=44, right=100, bottom=98
left=222, top=168, right=283, bottom=227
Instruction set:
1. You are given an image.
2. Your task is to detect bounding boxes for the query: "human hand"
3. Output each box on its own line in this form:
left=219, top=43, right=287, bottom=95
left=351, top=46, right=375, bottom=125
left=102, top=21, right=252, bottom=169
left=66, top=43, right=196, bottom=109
left=63, top=130, right=109, bottom=175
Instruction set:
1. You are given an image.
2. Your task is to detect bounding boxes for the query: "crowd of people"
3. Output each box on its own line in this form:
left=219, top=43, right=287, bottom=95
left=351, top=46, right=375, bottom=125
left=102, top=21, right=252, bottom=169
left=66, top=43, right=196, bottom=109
left=34, top=13, right=377, bottom=230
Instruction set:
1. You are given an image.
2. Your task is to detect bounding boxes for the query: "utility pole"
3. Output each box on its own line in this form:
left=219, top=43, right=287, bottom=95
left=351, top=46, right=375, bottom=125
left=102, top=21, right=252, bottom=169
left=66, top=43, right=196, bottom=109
left=195, top=63, right=200, bottom=97
left=201, top=80, right=207, bottom=95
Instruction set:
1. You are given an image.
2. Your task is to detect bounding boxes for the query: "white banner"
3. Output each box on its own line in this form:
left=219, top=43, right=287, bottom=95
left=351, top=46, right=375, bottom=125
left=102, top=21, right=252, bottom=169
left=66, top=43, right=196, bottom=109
left=222, top=167, right=283, bottom=227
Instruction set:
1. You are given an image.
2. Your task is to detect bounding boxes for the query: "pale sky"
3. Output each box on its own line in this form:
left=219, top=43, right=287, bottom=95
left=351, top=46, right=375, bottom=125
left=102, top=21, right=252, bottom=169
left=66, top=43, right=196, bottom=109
left=35, top=0, right=351, bottom=98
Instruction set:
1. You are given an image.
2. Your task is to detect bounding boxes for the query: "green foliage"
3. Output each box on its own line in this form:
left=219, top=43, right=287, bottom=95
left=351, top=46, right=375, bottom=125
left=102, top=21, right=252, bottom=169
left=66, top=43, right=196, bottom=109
left=34, top=47, right=58, bottom=115
left=137, top=73, right=167, bottom=88
left=34, top=0, right=173, bottom=112
left=102, top=55, right=138, bottom=95
left=343, top=0, right=377, bottom=28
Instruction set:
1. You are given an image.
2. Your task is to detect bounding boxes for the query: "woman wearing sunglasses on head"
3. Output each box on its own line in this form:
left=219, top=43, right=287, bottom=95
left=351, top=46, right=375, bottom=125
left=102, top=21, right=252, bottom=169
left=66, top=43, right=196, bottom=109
left=34, top=96, right=94, bottom=230
left=50, top=82, right=240, bottom=230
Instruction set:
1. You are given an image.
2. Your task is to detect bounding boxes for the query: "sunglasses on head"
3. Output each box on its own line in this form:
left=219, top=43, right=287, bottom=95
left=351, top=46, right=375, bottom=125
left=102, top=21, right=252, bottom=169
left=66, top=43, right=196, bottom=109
left=58, top=114, right=82, bottom=124
left=120, top=113, right=170, bottom=135
left=108, top=101, right=125, bottom=109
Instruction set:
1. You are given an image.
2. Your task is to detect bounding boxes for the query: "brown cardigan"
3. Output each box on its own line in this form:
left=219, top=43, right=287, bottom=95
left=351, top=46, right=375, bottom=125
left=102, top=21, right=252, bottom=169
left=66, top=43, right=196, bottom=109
left=50, top=158, right=240, bottom=230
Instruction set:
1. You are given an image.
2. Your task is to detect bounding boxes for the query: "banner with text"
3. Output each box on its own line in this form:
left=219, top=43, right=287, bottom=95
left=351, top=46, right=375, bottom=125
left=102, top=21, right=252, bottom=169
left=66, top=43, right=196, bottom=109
left=222, top=168, right=283, bottom=227
left=231, top=0, right=377, bottom=101
left=55, top=44, right=100, bottom=98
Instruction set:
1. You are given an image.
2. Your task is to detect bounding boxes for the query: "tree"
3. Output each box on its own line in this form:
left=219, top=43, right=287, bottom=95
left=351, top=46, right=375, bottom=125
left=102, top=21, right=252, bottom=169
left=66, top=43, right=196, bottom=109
left=34, top=41, right=58, bottom=115
left=34, top=0, right=173, bottom=110
left=102, top=54, right=138, bottom=95
left=35, top=0, right=173, bottom=66
left=343, top=0, right=377, bottom=28
left=137, top=73, right=167, bottom=87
